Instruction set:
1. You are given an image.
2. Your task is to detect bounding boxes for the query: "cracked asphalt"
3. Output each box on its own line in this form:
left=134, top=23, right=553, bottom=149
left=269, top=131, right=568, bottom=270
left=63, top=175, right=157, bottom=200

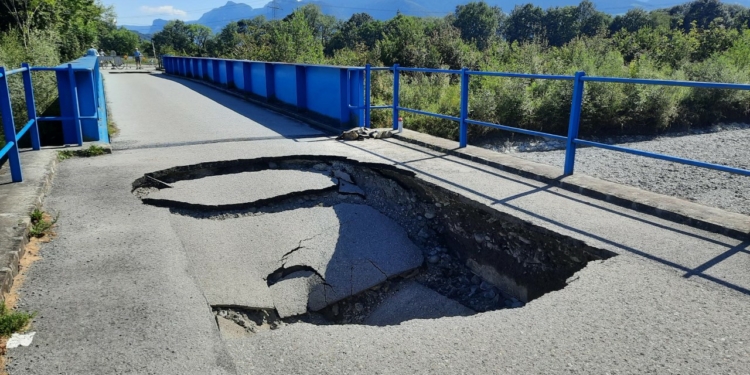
left=7, top=71, right=750, bottom=374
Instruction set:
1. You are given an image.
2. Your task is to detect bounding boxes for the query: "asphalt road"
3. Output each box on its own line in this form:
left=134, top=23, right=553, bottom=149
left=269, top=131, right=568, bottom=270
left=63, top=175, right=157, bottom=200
left=7, top=71, right=749, bottom=374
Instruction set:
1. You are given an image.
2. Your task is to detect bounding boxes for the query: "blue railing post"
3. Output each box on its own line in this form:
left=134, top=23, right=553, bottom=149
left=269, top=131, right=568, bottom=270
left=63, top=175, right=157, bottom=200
left=459, top=67, right=470, bottom=148
left=0, top=66, right=23, bottom=182
left=67, top=64, right=83, bottom=146
left=364, top=64, right=371, bottom=128
left=21, top=63, right=40, bottom=150
left=564, top=71, right=586, bottom=176
left=392, top=64, right=400, bottom=130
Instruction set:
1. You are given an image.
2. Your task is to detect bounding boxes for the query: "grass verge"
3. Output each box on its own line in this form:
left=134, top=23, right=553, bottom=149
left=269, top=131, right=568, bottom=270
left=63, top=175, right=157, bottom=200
left=108, top=119, right=119, bottom=138
left=0, top=305, right=34, bottom=337
left=29, top=209, right=58, bottom=239
left=0, top=209, right=53, bottom=373
left=57, top=145, right=108, bottom=161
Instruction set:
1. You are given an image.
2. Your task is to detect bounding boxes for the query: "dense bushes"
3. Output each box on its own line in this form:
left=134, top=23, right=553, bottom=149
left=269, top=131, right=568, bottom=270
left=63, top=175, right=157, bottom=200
left=0, top=31, right=61, bottom=146
left=367, top=33, right=750, bottom=139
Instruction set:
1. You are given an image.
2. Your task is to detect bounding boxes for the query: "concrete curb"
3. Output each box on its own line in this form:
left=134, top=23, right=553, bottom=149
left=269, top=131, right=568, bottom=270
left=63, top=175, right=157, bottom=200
left=392, top=129, right=750, bottom=240
left=159, top=73, right=343, bottom=136
left=0, top=153, right=58, bottom=300
left=0, top=142, right=110, bottom=302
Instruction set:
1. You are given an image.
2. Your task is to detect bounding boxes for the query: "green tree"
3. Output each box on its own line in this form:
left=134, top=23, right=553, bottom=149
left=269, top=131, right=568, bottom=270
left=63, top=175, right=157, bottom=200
left=55, top=0, right=107, bottom=60
left=1, top=0, right=109, bottom=59
left=285, top=4, right=337, bottom=46
left=576, top=1, right=611, bottom=37
left=543, top=6, right=578, bottom=46
left=503, top=4, right=544, bottom=44
left=377, top=14, right=428, bottom=67
left=693, top=20, right=739, bottom=60
left=187, top=24, right=213, bottom=56
left=610, top=8, right=652, bottom=34
left=325, top=13, right=382, bottom=55
left=269, top=11, right=323, bottom=63
left=98, top=27, right=139, bottom=56
left=425, top=18, right=479, bottom=69
left=452, top=1, right=502, bottom=51
left=0, top=0, right=57, bottom=48
left=682, top=0, right=730, bottom=30
left=152, top=20, right=195, bottom=55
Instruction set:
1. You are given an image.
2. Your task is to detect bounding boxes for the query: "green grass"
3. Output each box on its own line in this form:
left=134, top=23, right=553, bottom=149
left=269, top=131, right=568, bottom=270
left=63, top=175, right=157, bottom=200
left=57, top=145, right=108, bottom=161
left=0, top=303, right=34, bottom=337
left=29, top=209, right=58, bottom=239
left=81, top=145, right=107, bottom=157
left=57, top=150, right=74, bottom=161
left=29, top=208, right=43, bottom=224
left=107, top=119, right=119, bottom=137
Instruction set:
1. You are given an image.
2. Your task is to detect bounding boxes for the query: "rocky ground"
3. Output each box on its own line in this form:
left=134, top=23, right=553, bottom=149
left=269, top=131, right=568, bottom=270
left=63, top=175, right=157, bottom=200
left=482, top=124, right=750, bottom=216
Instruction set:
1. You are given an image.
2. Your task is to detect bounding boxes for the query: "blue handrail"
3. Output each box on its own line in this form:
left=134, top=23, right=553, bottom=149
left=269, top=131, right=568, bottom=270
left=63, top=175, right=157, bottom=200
left=469, top=71, right=575, bottom=81
left=582, top=76, right=750, bottom=90
left=360, top=65, right=750, bottom=178
left=1, top=56, right=106, bottom=183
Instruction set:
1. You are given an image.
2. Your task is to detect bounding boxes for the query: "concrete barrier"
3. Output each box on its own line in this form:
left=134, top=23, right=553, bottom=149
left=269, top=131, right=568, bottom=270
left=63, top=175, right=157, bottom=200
left=163, top=56, right=364, bottom=129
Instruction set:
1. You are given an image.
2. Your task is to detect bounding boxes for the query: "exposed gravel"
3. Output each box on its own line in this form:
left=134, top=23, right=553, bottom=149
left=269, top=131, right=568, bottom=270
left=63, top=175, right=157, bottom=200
left=487, top=127, right=750, bottom=216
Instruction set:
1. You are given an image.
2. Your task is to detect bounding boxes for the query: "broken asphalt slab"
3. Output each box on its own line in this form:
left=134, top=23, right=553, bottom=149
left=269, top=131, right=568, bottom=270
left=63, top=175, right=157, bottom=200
left=269, top=271, right=324, bottom=318
left=364, top=281, right=475, bottom=326
left=166, top=204, right=423, bottom=314
left=143, top=169, right=337, bottom=209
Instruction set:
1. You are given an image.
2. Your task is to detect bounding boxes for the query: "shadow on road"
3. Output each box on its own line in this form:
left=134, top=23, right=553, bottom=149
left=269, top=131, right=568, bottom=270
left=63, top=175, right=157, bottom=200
left=340, top=139, right=750, bottom=297
left=151, top=73, right=329, bottom=139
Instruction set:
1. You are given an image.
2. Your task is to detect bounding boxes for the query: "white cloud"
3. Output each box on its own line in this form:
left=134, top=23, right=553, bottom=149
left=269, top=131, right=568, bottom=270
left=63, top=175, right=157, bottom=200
left=140, top=5, right=187, bottom=17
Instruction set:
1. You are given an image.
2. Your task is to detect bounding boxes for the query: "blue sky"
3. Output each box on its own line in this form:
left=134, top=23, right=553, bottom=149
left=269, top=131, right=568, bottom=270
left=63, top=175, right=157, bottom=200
left=103, top=1, right=271, bottom=25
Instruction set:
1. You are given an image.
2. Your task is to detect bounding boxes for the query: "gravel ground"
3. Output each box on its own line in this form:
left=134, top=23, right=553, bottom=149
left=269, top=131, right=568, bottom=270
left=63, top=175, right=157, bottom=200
left=488, top=127, right=750, bottom=216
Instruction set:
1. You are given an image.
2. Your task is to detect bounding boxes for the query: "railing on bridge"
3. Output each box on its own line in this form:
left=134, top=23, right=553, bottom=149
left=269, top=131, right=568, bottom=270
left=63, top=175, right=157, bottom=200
left=163, top=56, right=366, bottom=129
left=162, top=56, right=750, bottom=178
left=0, top=52, right=109, bottom=182
left=356, top=64, right=750, bottom=178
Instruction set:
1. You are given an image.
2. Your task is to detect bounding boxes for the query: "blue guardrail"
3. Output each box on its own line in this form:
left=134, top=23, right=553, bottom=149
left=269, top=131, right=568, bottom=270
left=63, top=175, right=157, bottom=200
left=361, top=64, right=750, bottom=178
left=164, top=56, right=750, bottom=179
left=0, top=50, right=109, bottom=183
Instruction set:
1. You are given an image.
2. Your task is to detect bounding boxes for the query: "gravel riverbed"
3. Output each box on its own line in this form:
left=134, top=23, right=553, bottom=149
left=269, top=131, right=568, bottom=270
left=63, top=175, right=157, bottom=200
left=482, top=125, right=750, bottom=216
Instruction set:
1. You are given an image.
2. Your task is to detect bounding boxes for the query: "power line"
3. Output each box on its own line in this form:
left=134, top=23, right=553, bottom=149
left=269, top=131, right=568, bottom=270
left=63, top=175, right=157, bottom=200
left=268, top=0, right=282, bottom=20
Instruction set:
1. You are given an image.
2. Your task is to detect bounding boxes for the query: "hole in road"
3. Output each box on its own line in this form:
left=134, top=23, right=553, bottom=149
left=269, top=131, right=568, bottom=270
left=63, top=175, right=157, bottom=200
left=132, top=156, right=616, bottom=334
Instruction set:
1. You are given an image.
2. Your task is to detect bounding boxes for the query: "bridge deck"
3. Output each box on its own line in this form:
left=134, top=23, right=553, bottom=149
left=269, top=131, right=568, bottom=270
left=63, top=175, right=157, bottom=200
left=6, top=71, right=749, bottom=374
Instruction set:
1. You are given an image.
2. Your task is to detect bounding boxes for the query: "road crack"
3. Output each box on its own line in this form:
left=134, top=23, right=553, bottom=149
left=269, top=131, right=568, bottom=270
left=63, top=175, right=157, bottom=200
left=367, top=259, right=389, bottom=279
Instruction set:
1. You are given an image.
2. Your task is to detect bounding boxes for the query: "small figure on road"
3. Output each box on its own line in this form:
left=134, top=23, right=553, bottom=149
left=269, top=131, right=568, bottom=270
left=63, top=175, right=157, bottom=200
left=134, top=48, right=143, bottom=69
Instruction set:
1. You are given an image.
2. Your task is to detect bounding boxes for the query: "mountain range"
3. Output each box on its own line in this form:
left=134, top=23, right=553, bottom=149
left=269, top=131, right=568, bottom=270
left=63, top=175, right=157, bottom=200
left=122, top=0, right=750, bottom=35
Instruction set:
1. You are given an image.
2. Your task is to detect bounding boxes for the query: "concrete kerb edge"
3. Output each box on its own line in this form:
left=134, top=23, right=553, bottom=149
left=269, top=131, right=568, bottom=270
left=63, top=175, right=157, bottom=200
left=0, top=152, right=59, bottom=302
left=392, top=130, right=750, bottom=241
left=160, top=72, right=343, bottom=136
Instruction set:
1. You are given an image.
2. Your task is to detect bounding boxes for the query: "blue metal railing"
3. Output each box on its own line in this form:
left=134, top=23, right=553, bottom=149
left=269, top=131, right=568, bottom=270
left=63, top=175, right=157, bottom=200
left=0, top=58, right=106, bottom=183
left=0, top=65, right=41, bottom=183
left=357, top=64, right=750, bottom=178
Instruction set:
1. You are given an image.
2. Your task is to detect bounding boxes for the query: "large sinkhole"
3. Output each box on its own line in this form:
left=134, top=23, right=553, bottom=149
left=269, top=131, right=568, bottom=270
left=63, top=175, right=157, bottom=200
left=132, top=155, right=615, bottom=334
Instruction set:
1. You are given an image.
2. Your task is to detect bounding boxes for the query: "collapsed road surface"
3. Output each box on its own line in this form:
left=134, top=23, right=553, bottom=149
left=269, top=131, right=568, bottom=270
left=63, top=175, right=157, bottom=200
left=6, top=71, right=749, bottom=374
